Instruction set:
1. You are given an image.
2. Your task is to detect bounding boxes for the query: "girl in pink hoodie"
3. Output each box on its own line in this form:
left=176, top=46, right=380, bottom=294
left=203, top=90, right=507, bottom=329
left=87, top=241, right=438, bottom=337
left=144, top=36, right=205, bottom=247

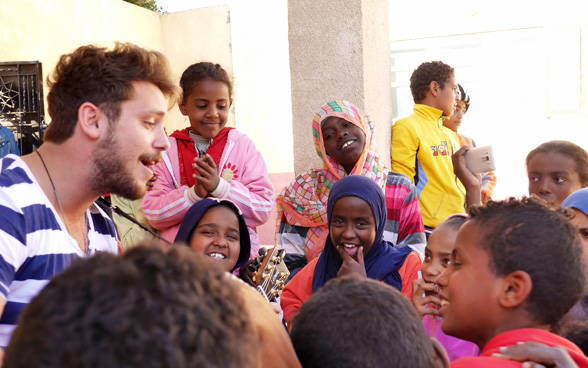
left=143, top=62, right=273, bottom=253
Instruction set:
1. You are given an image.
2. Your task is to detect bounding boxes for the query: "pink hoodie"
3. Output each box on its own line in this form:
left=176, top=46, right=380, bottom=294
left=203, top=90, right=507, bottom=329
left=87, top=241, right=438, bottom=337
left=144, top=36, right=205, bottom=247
left=143, top=129, right=274, bottom=253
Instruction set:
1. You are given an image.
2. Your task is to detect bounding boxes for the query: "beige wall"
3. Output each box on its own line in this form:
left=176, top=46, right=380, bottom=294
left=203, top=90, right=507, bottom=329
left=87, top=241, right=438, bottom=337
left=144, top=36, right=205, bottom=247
left=160, top=6, right=234, bottom=133
left=1, top=0, right=292, bottom=170
left=288, top=0, right=393, bottom=175
left=0, top=0, right=163, bottom=124
left=360, top=0, right=394, bottom=169
left=217, top=0, right=294, bottom=175
left=162, top=0, right=294, bottom=175
left=1, top=0, right=293, bottom=245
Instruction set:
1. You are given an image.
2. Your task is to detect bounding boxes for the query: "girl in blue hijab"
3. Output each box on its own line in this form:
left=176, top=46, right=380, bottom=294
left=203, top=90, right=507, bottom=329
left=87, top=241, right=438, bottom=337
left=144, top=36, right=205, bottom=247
left=175, top=198, right=250, bottom=273
left=280, top=175, right=421, bottom=324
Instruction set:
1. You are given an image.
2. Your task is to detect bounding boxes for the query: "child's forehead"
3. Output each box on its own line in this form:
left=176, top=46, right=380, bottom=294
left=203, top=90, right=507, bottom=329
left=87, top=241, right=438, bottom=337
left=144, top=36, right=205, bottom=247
left=453, top=221, right=485, bottom=252
left=427, top=226, right=458, bottom=251
left=332, top=195, right=371, bottom=212
left=321, top=114, right=361, bottom=130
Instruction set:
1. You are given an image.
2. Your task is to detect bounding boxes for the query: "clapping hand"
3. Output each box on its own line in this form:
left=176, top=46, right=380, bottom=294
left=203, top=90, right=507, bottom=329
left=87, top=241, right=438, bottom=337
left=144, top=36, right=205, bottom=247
left=192, top=154, right=220, bottom=196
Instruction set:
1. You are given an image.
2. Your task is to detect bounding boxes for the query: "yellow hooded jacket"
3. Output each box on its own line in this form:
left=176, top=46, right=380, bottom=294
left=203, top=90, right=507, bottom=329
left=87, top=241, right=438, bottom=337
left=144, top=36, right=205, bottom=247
left=391, top=104, right=465, bottom=228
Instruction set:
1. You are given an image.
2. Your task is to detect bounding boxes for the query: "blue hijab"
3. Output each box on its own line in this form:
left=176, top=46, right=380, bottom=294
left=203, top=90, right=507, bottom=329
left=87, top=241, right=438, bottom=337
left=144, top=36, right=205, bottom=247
left=311, top=175, right=413, bottom=292
left=175, top=198, right=250, bottom=272
left=563, top=188, right=588, bottom=217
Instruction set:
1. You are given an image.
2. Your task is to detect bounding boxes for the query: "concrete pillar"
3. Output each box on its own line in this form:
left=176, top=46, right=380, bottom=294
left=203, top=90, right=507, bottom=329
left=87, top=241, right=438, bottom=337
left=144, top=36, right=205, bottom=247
left=288, top=0, right=393, bottom=174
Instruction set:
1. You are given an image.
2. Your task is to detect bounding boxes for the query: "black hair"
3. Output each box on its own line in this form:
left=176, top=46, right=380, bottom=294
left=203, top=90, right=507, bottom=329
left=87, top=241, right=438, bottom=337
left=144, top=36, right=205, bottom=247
left=180, top=62, right=233, bottom=102
left=290, top=276, right=437, bottom=368
left=468, top=197, right=587, bottom=325
left=526, top=140, right=588, bottom=185
left=4, top=244, right=257, bottom=368
left=457, top=84, right=470, bottom=112
left=410, top=61, right=455, bottom=103
left=438, top=214, right=467, bottom=232
left=560, top=318, right=588, bottom=356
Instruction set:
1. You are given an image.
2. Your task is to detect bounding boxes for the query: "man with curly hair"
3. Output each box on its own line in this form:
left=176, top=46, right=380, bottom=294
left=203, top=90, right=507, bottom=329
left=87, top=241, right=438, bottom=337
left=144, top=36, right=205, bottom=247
left=391, top=61, right=465, bottom=237
left=0, top=42, right=178, bottom=349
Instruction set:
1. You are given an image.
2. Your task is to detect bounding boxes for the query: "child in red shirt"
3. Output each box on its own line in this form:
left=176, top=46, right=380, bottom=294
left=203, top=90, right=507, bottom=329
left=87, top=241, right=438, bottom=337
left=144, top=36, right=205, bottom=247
left=437, top=197, right=588, bottom=367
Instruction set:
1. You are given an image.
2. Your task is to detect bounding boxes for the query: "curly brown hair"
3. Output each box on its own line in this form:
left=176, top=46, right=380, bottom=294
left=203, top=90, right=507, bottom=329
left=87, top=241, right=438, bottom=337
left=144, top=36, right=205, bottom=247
left=409, top=61, right=455, bottom=103
left=4, top=244, right=257, bottom=368
left=45, top=42, right=179, bottom=143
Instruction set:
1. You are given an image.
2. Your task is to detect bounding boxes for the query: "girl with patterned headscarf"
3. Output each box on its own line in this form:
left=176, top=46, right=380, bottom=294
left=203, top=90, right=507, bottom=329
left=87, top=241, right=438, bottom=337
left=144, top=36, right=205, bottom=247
left=276, top=100, right=412, bottom=267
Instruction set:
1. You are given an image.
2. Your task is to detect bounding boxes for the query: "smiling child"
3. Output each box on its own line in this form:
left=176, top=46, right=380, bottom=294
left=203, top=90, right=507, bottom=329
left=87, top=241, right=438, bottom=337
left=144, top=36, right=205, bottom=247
left=275, top=101, right=387, bottom=262
left=143, top=62, right=274, bottom=250
left=411, top=214, right=479, bottom=362
left=436, top=197, right=588, bottom=367
left=280, top=175, right=421, bottom=324
left=175, top=198, right=250, bottom=273
left=276, top=100, right=425, bottom=270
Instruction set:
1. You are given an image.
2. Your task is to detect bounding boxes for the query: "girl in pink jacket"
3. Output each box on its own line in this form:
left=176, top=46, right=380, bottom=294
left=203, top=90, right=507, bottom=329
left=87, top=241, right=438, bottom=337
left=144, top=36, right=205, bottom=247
left=143, top=62, right=274, bottom=253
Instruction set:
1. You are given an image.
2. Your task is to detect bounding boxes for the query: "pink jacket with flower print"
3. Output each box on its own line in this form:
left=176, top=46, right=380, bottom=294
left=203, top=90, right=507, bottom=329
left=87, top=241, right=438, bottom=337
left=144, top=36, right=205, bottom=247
left=142, top=129, right=274, bottom=243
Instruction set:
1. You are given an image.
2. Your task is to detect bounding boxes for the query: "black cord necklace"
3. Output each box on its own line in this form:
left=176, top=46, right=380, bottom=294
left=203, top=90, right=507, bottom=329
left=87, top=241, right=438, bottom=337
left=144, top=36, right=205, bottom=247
left=36, top=150, right=89, bottom=253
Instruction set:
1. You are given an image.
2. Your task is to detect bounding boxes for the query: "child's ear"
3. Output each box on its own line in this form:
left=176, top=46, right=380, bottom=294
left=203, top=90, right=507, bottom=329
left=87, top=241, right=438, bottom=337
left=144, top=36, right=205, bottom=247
left=430, top=338, right=450, bottom=368
left=178, top=101, right=187, bottom=116
left=429, top=81, right=440, bottom=97
left=498, top=270, right=532, bottom=309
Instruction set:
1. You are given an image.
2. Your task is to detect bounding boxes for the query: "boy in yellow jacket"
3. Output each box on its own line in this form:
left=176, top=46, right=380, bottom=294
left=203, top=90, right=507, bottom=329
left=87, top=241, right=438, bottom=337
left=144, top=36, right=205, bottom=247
left=391, top=61, right=464, bottom=237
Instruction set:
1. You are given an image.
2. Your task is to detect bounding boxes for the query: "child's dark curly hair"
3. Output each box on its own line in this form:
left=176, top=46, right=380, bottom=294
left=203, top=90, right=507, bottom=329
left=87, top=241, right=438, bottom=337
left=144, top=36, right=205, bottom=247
left=4, top=244, right=257, bottom=368
left=291, top=276, right=438, bottom=368
left=468, top=197, right=587, bottom=326
left=409, top=61, right=455, bottom=103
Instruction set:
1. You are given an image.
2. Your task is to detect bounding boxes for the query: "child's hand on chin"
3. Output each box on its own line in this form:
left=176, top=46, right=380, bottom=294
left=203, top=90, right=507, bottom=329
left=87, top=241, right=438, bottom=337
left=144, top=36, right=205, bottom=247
left=411, top=279, right=442, bottom=318
left=336, top=245, right=367, bottom=278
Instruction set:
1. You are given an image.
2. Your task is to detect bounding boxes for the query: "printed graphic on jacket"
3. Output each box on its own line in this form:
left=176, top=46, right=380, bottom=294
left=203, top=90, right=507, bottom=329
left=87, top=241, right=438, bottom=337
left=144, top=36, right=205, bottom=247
left=430, top=141, right=449, bottom=156
left=221, top=162, right=239, bottom=181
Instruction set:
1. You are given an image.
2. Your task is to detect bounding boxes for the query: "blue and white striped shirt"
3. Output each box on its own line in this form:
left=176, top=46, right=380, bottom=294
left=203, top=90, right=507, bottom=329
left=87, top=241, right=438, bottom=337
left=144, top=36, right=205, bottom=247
left=0, top=154, right=119, bottom=346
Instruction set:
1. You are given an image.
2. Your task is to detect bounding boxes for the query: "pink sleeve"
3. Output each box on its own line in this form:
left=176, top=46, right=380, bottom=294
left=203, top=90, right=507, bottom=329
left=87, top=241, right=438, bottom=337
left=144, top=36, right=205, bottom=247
left=142, top=158, right=192, bottom=231
left=280, top=258, right=318, bottom=324
left=223, top=136, right=274, bottom=228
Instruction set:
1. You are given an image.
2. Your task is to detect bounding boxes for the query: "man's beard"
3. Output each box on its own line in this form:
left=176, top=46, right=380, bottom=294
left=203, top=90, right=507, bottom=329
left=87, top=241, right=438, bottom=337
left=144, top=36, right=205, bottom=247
left=89, top=131, right=146, bottom=201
